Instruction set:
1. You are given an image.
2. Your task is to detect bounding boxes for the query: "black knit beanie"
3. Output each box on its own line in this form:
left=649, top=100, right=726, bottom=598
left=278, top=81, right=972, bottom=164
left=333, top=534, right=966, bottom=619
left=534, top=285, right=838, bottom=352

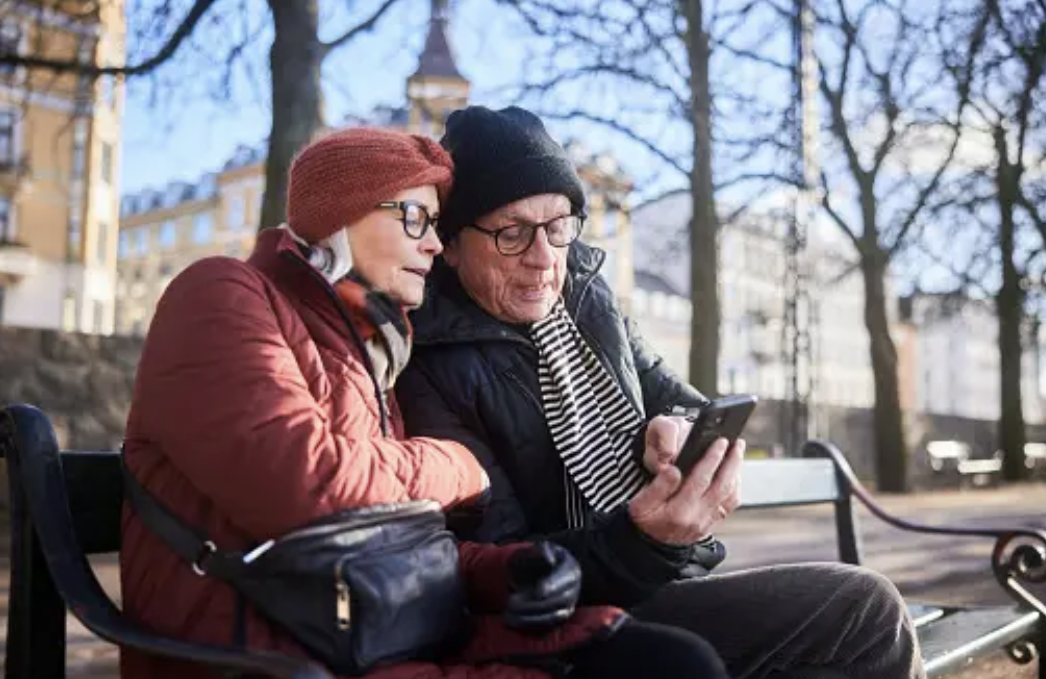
left=438, top=105, right=586, bottom=239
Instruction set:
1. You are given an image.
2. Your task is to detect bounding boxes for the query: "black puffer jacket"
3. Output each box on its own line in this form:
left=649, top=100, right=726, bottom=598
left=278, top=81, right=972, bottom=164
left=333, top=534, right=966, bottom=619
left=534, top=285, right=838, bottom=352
left=397, top=243, right=725, bottom=608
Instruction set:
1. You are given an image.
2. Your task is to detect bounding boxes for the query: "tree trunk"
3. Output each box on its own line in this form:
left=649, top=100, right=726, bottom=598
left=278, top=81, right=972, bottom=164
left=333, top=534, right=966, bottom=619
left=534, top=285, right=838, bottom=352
left=682, top=0, right=720, bottom=393
left=259, top=0, right=324, bottom=230
left=994, top=127, right=1027, bottom=482
left=860, top=245, right=908, bottom=491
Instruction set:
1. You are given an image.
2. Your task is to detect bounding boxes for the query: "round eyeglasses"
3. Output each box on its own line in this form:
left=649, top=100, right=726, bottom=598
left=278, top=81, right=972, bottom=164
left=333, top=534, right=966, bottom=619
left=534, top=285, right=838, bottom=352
left=375, top=200, right=439, bottom=239
left=465, top=213, right=585, bottom=256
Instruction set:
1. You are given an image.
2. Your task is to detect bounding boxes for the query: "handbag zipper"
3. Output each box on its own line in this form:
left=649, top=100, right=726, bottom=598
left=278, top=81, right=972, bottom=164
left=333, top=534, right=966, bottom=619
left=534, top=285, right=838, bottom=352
left=280, top=502, right=438, bottom=545
left=335, top=552, right=353, bottom=631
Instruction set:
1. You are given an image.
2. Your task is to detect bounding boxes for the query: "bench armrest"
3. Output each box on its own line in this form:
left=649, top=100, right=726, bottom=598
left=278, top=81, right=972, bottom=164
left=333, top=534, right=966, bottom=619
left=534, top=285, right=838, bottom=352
left=802, top=439, right=1046, bottom=617
left=96, top=618, right=333, bottom=679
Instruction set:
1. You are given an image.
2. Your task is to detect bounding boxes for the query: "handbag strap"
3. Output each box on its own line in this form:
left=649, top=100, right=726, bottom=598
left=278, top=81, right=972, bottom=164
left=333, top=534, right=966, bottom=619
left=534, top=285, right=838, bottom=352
left=120, top=452, right=246, bottom=580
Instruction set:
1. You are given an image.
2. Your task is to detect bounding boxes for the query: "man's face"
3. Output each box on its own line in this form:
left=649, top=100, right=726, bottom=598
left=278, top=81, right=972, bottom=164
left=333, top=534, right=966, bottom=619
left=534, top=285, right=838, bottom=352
left=443, top=193, right=572, bottom=324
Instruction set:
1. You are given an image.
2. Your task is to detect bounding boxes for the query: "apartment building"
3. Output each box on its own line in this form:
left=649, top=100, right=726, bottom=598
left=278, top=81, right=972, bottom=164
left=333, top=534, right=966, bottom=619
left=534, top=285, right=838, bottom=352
left=0, top=0, right=124, bottom=334
left=630, top=189, right=877, bottom=409
left=900, top=293, right=1044, bottom=423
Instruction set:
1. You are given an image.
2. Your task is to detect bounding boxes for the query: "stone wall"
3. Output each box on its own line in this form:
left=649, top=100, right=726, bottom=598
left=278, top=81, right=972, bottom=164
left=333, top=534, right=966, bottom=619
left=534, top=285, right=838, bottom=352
left=0, top=326, right=143, bottom=451
left=0, top=325, right=1041, bottom=494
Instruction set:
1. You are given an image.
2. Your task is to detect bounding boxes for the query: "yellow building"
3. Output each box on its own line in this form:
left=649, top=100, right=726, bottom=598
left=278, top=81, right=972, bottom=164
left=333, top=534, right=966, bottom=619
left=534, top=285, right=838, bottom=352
left=116, top=0, right=634, bottom=336
left=0, top=1, right=124, bottom=334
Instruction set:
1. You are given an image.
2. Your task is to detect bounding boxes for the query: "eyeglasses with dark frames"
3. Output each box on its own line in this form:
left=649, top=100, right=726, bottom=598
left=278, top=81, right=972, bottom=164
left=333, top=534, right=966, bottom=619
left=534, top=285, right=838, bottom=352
left=465, top=213, right=586, bottom=256
left=375, top=200, right=439, bottom=240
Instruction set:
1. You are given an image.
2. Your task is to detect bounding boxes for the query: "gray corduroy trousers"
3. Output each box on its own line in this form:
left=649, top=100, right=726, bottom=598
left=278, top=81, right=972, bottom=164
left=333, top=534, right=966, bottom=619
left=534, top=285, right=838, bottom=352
left=631, top=562, right=925, bottom=679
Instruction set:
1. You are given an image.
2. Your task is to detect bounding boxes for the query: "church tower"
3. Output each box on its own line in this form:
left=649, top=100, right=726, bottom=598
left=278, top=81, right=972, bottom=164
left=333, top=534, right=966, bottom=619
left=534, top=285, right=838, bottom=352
left=406, top=0, right=470, bottom=138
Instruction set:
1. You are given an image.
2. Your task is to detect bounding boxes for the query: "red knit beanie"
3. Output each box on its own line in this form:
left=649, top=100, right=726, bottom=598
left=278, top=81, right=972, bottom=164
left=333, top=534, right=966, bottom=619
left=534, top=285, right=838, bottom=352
left=286, top=127, right=454, bottom=244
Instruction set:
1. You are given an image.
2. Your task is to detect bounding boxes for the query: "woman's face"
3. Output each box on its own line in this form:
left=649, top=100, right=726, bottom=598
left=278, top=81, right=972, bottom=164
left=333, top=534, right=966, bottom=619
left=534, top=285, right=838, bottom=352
left=345, top=184, right=443, bottom=308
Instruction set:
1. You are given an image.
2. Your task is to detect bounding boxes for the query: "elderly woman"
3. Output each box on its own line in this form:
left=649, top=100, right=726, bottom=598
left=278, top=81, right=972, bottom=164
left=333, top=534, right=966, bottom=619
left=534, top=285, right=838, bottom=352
left=120, top=127, right=728, bottom=679
left=396, top=106, right=926, bottom=679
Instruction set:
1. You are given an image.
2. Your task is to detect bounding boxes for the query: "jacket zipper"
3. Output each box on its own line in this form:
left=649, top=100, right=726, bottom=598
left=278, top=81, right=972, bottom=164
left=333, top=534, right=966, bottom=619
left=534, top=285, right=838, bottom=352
left=281, top=250, right=391, bottom=436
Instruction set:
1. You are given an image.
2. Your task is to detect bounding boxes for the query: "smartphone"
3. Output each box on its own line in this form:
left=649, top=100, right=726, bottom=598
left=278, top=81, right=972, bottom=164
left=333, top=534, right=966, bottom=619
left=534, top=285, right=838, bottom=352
left=674, top=394, right=758, bottom=477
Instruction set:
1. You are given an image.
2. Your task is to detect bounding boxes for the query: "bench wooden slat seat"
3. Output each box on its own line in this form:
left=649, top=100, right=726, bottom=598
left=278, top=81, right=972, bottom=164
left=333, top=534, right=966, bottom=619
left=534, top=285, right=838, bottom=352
left=741, top=453, right=1046, bottom=678
left=918, top=607, right=1041, bottom=675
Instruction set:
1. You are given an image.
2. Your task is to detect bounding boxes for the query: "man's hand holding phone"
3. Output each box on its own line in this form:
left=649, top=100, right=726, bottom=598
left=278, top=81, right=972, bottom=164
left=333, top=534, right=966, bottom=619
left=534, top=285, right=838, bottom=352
left=641, top=415, right=693, bottom=474
left=629, top=430, right=745, bottom=545
left=628, top=395, right=757, bottom=546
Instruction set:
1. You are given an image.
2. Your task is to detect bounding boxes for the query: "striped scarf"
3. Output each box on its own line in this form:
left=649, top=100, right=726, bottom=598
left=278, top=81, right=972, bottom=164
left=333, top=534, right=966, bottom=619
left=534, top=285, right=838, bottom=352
left=530, top=302, right=647, bottom=529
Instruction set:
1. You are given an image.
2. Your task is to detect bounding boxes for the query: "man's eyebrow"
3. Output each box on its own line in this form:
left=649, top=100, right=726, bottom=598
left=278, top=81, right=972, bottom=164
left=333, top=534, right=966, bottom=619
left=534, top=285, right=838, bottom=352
left=491, top=212, right=532, bottom=224
left=491, top=209, right=571, bottom=225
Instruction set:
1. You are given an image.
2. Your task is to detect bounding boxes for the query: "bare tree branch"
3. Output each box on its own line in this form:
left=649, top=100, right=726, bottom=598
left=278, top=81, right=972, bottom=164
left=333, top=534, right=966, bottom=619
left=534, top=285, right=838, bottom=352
left=820, top=170, right=862, bottom=251
left=538, top=108, right=689, bottom=175
left=320, top=0, right=401, bottom=58
left=0, top=0, right=221, bottom=76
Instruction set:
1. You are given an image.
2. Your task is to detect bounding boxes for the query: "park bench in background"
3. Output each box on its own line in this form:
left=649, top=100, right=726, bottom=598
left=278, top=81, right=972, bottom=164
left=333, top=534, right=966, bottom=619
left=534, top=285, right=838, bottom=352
left=924, top=440, right=1003, bottom=489
left=3, top=401, right=1046, bottom=678
left=741, top=441, right=1046, bottom=678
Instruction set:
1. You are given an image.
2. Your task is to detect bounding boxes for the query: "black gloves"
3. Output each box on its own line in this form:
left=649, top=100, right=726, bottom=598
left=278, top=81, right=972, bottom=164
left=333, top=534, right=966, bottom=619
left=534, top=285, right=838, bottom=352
left=504, top=541, right=581, bottom=633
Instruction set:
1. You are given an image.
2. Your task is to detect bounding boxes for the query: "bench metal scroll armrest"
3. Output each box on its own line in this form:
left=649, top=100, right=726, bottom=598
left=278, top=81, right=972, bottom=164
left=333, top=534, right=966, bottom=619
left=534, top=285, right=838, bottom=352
left=802, top=439, right=1046, bottom=619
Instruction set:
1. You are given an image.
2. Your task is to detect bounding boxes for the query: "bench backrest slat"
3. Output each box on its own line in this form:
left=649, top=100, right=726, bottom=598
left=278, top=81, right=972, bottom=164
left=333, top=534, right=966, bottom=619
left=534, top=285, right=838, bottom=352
left=739, top=458, right=841, bottom=509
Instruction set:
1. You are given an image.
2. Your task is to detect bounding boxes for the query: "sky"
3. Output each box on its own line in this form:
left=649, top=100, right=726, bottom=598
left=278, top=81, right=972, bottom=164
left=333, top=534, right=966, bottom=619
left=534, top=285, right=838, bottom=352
left=117, top=0, right=669, bottom=200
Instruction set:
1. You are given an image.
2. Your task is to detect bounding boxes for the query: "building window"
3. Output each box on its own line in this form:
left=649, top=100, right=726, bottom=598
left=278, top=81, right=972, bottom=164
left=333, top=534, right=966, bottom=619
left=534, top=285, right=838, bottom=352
left=100, top=76, right=116, bottom=109
left=0, top=23, right=21, bottom=79
left=92, top=300, right=105, bottom=334
left=68, top=209, right=82, bottom=260
left=0, top=110, right=15, bottom=166
left=118, top=230, right=129, bottom=259
left=0, top=196, right=11, bottom=241
left=96, top=221, right=108, bottom=265
left=193, top=213, right=213, bottom=244
left=159, top=262, right=175, bottom=294
left=62, top=292, right=77, bottom=331
left=100, top=142, right=113, bottom=184
left=137, top=228, right=148, bottom=255
left=72, top=124, right=87, bottom=181
left=159, top=220, right=176, bottom=249
left=226, top=195, right=245, bottom=231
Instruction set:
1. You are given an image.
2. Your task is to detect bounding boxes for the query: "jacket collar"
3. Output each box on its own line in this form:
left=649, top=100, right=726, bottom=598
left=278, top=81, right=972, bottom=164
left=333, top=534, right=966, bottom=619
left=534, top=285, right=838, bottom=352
left=248, top=227, right=360, bottom=344
left=410, top=241, right=606, bottom=347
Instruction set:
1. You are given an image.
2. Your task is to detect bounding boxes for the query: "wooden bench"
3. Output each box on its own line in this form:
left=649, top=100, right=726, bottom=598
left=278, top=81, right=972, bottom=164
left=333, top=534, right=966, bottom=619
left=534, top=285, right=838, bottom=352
left=3, top=401, right=1046, bottom=678
left=0, top=403, right=333, bottom=679
left=740, top=441, right=1046, bottom=678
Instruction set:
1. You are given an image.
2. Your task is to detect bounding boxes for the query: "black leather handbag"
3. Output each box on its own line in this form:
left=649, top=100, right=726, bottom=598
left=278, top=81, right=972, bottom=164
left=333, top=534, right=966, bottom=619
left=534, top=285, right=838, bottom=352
left=121, top=459, right=468, bottom=676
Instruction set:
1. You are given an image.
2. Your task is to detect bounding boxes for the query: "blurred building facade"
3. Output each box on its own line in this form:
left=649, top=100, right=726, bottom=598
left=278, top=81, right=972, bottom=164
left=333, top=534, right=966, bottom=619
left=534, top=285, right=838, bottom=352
left=116, top=0, right=634, bottom=336
left=899, top=293, right=1044, bottom=423
left=0, top=0, right=124, bottom=334
left=630, top=189, right=876, bottom=410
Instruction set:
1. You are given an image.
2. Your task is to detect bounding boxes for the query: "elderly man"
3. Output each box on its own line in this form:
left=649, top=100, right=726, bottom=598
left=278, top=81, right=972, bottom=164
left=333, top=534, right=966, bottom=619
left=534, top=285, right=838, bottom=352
left=396, top=105, right=924, bottom=679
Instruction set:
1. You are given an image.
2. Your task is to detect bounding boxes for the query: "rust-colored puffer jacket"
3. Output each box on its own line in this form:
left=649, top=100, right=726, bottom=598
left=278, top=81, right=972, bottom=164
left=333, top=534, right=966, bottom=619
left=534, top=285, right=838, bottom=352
left=120, top=228, right=624, bottom=679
